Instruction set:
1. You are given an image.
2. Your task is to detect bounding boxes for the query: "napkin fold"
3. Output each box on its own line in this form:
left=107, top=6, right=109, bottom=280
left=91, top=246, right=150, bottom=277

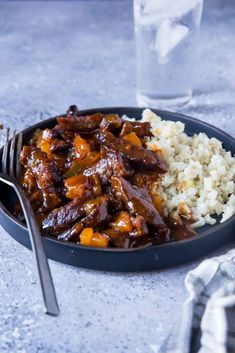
left=158, top=249, right=235, bottom=353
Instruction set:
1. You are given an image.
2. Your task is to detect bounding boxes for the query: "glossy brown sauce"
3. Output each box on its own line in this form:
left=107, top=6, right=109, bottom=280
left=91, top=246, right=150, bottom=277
left=16, top=106, right=197, bottom=249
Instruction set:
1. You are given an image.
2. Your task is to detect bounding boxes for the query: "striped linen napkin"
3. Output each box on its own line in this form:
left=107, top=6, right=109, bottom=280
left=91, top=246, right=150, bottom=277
left=158, top=249, right=235, bottom=353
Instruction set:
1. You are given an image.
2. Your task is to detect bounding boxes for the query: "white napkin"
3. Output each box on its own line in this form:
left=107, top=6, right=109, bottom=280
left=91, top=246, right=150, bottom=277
left=158, top=249, right=235, bottom=353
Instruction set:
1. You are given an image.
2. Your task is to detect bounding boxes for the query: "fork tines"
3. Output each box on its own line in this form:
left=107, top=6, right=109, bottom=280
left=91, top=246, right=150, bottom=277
left=1, top=128, right=23, bottom=180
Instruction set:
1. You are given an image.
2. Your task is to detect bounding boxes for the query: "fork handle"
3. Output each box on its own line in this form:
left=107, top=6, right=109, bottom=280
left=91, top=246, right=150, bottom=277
left=13, top=183, right=59, bottom=316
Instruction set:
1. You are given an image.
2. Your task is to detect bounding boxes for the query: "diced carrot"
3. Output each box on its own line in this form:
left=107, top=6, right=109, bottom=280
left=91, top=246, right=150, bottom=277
left=123, top=132, right=142, bottom=147
left=90, top=233, right=109, bottom=248
left=111, top=211, right=133, bottom=233
left=74, top=134, right=91, bottom=160
left=64, top=174, right=91, bottom=199
left=80, top=228, right=93, bottom=246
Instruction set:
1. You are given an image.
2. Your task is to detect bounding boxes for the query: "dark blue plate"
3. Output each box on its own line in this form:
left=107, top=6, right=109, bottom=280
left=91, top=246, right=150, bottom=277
left=0, top=107, right=235, bottom=271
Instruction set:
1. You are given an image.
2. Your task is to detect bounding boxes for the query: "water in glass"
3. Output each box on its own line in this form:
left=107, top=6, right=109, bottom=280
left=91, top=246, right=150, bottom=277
left=134, top=0, right=204, bottom=108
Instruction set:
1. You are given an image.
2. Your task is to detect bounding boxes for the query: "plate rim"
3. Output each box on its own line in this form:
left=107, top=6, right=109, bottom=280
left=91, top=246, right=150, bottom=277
left=1, top=106, right=235, bottom=254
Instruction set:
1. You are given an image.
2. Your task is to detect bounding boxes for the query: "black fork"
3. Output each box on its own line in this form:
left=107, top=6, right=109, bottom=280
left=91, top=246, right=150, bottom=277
left=0, top=128, right=59, bottom=316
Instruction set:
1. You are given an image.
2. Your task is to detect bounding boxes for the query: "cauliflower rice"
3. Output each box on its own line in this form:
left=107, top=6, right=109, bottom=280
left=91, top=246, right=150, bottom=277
left=141, top=109, right=235, bottom=228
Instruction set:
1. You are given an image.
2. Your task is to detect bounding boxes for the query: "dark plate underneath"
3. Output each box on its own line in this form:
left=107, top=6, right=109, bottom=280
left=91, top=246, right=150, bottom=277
left=0, top=107, right=235, bottom=271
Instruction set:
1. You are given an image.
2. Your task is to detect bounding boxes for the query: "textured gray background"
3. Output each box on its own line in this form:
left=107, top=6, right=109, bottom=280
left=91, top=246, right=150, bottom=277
left=0, top=1, right=235, bottom=352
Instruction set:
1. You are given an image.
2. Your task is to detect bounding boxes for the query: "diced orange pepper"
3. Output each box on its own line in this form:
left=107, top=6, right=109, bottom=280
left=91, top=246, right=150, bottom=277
left=153, top=195, right=163, bottom=215
left=64, top=174, right=91, bottom=199
left=79, top=228, right=109, bottom=248
left=39, top=139, right=51, bottom=156
left=111, top=211, right=133, bottom=233
left=36, top=129, right=52, bottom=156
left=123, top=132, right=142, bottom=147
left=90, top=233, right=109, bottom=248
left=74, top=134, right=91, bottom=160
left=80, top=228, right=93, bottom=246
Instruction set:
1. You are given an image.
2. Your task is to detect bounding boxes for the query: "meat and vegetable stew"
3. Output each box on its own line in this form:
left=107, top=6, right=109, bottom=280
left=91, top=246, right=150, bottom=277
left=17, top=106, right=196, bottom=249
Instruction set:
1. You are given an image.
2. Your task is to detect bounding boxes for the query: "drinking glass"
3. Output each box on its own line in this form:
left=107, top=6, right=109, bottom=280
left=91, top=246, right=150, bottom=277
left=134, top=0, right=204, bottom=108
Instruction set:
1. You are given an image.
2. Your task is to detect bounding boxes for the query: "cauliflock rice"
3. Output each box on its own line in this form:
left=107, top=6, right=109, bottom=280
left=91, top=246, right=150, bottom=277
left=141, top=109, right=235, bottom=228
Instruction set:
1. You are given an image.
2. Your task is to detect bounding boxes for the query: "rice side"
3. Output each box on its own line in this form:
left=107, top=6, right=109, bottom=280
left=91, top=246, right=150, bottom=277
left=140, top=109, right=235, bottom=227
